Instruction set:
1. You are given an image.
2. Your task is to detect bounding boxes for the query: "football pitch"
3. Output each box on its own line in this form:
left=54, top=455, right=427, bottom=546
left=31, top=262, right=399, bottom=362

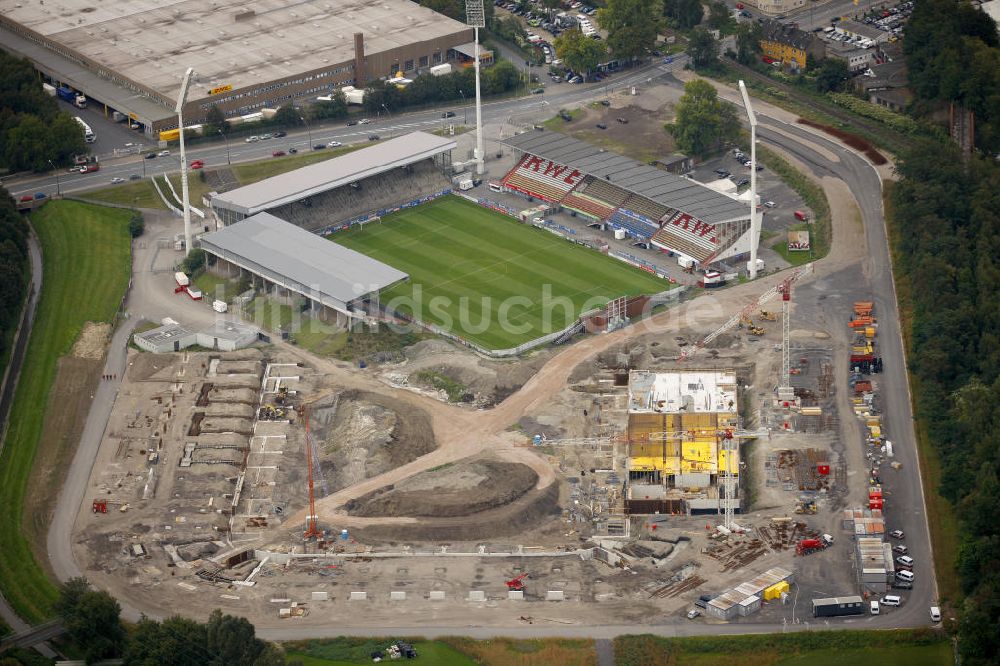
left=331, top=196, right=670, bottom=350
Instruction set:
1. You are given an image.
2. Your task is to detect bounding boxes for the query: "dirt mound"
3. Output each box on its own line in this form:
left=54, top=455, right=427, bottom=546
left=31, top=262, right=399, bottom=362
left=311, top=390, right=435, bottom=493
left=349, top=481, right=562, bottom=543
left=127, top=352, right=178, bottom=382
left=346, top=459, right=538, bottom=518
left=72, top=322, right=111, bottom=359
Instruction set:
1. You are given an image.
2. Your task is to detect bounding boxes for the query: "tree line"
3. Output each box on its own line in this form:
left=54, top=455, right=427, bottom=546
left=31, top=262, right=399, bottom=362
left=0, top=186, right=30, bottom=382
left=889, top=142, right=1000, bottom=663
left=0, top=578, right=284, bottom=665
left=0, top=50, right=88, bottom=173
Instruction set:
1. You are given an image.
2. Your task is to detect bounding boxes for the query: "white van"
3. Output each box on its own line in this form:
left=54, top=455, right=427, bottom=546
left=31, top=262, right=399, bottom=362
left=896, top=570, right=915, bottom=582
left=870, top=600, right=880, bottom=615
left=881, top=595, right=902, bottom=606
left=930, top=606, right=941, bottom=622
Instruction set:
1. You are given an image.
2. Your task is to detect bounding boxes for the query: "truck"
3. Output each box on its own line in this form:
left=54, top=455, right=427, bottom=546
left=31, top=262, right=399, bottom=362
left=174, top=272, right=190, bottom=287
left=812, top=596, right=864, bottom=618
left=429, top=63, right=453, bottom=77
left=458, top=177, right=474, bottom=191
left=185, top=286, right=203, bottom=301
left=57, top=86, right=87, bottom=108
left=884, top=440, right=894, bottom=457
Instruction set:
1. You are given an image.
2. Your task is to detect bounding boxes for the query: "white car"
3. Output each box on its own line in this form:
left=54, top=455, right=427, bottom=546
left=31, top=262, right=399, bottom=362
left=157, top=150, right=170, bottom=157
left=763, top=200, right=776, bottom=208
left=358, top=118, right=372, bottom=124
left=110, top=177, right=125, bottom=184
left=246, top=135, right=259, bottom=143
left=890, top=529, right=904, bottom=539
left=327, top=140, right=342, bottom=148
left=260, top=133, right=272, bottom=140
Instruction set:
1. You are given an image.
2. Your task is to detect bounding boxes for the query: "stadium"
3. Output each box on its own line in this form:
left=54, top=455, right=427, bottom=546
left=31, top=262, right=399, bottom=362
left=202, top=128, right=755, bottom=351
left=0, top=0, right=481, bottom=133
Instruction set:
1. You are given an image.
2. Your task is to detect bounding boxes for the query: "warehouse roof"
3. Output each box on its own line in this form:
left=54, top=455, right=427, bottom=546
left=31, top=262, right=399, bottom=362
left=501, top=131, right=750, bottom=224
left=199, top=212, right=408, bottom=309
left=210, top=132, right=456, bottom=215
left=0, top=0, right=470, bottom=105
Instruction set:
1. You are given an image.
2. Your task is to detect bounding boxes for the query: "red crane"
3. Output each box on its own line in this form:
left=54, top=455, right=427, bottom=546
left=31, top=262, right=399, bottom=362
left=506, top=573, right=528, bottom=591
left=303, top=405, right=321, bottom=540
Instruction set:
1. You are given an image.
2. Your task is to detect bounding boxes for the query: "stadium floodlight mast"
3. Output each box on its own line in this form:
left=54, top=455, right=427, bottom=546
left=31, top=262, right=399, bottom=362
left=738, top=80, right=762, bottom=280
left=176, top=67, right=195, bottom=257
left=465, top=0, right=485, bottom=175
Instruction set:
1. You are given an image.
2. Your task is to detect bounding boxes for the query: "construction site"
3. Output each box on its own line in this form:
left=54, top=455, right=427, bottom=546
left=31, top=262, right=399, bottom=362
left=69, top=262, right=910, bottom=628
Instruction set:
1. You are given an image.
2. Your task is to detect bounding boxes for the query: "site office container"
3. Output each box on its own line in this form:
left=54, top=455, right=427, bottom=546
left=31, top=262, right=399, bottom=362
left=813, top=596, right=864, bottom=617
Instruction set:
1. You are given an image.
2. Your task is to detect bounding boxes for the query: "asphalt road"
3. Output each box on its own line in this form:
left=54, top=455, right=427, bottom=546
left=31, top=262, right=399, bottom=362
left=35, top=57, right=936, bottom=638
left=4, top=60, right=676, bottom=200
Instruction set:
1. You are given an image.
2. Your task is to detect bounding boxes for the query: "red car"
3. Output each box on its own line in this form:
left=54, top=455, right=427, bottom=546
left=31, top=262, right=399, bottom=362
left=18, top=195, right=33, bottom=203
left=271, top=150, right=286, bottom=157
left=189, top=160, right=204, bottom=169
left=80, top=164, right=100, bottom=173
left=736, top=2, right=744, bottom=8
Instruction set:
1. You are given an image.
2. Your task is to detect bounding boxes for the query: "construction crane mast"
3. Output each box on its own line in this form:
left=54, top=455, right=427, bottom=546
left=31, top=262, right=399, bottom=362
left=678, top=263, right=813, bottom=363
left=778, top=276, right=794, bottom=398
left=302, top=405, right=321, bottom=540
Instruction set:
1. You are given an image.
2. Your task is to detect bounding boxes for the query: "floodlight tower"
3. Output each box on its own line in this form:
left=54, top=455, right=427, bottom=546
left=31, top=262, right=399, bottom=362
left=176, top=67, right=195, bottom=256
left=465, top=0, right=486, bottom=175
left=738, top=80, right=762, bottom=280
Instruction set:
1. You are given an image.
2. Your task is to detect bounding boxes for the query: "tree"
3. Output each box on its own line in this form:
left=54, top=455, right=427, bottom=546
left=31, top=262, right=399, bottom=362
left=663, top=0, right=703, bottom=30
left=56, top=579, right=125, bottom=664
left=734, top=22, right=762, bottom=66
left=363, top=79, right=404, bottom=114
left=273, top=103, right=302, bottom=128
left=555, top=29, right=608, bottom=76
left=203, top=105, right=227, bottom=136
left=707, top=1, right=732, bottom=30
left=597, top=0, right=662, bottom=62
left=180, top=248, right=206, bottom=275
left=687, top=27, right=718, bottom=68
left=128, top=212, right=145, bottom=238
left=309, top=90, right=348, bottom=121
left=814, top=58, right=850, bottom=92
left=666, top=78, right=739, bottom=157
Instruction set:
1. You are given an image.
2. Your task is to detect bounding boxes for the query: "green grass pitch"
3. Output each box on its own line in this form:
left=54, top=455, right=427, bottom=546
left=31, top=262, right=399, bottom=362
left=330, top=196, right=670, bottom=349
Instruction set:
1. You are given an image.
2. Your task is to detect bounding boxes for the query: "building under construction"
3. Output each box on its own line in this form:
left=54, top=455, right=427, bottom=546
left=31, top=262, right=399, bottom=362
left=625, top=370, right=742, bottom=515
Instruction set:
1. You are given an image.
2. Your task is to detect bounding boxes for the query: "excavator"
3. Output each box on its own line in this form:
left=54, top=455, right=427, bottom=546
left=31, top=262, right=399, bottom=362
left=759, top=310, right=777, bottom=322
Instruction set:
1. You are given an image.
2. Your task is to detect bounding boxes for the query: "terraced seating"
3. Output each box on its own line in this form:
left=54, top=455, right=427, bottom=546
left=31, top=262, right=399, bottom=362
left=623, top=194, right=671, bottom=223
left=501, top=154, right=582, bottom=202
left=608, top=209, right=655, bottom=239
left=578, top=177, right=630, bottom=206
left=561, top=191, right=615, bottom=220
left=651, top=212, right=720, bottom=262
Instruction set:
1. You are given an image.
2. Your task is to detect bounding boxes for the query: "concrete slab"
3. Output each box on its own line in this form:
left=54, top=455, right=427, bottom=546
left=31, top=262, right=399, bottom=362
left=349, top=591, right=367, bottom=601
left=546, top=590, right=565, bottom=601
left=468, top=590, right=486, bottom=601
left=390, top=590, right=406, bottom=601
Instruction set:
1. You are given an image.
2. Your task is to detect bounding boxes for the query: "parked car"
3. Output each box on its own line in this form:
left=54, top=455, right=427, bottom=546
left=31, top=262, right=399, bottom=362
left=530, top=87, right=545, bottom=94
left=617, top=117, right=628, bottom=124
left=896, top=555, right=914, bottom=568
left=358, top=118, right=372, bottom=124
left=892, top=545, right=908, bottom=555
left=596, top=122, right=607, bottom=129
left=737, top=178, right=750, bottom=187
left=346, top=120, right=358, bottom=126
left=157, top=150, right=170, bottom=157
left=686, top=609, right=701, bottom=619
left=890, top=530, right=904, bottom=539
left=881, top=595, right=902, bottom=607
left=18, top=195, right=33, bottom=203
left=599, top=100, right=611, bottom=106
left=559, top=110, right=573, bottom=121
left=313, top=144, right=326, bottom=150
left=145, top=152, right=157, bottom=159
left=273, top=131, right=287, bottom=138
left=763, top=200, right=776, bottom=208
left=930, top=606, right=941, bottom=623
left=870, top=600, right=880, bottom=615
left=246, top=136, right=259, bottom=143
left=129, top=174, right=141, bottom=181
left=892, top=580, right=913, bottom=590
left=260, top=133, right=272, bottom=140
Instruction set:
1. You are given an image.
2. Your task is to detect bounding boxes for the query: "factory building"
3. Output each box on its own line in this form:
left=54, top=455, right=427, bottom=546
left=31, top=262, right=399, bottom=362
left=0, top=0, right=478, bottom=133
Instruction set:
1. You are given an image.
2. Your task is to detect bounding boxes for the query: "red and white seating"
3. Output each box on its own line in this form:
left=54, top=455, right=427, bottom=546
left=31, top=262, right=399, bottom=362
left=501, top=154, right=583, bottom=202
left=651, top=212, right=719, bottom=262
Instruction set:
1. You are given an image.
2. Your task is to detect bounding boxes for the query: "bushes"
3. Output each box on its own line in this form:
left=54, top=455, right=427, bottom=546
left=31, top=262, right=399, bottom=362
left=128, top=211, right=145, bottom=238
left=827, top=92, right=921, bottom=134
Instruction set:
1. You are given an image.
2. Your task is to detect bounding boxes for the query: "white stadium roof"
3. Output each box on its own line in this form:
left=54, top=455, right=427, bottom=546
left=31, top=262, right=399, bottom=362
left=199, top=212, right=408, bottom=315
left=210, top=132, right=456, bottom=216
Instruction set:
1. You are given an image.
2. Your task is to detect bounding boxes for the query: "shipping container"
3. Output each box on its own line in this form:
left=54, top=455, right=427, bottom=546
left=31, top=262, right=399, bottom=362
left=812, top=596, right=864, bottom=617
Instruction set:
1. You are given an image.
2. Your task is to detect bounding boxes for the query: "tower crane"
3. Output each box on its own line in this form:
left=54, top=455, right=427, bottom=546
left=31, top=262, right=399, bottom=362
left=678, top=263, right=813, bottom=363
left=777, top=274, right=797, bottom=402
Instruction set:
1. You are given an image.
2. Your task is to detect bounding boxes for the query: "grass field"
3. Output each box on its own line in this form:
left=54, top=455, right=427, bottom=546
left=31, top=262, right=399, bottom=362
left=0, top=200, right=131, bottom=623
left=331, top=196, right=670, bottom=350
left=282, top=638, right=474, bottom=665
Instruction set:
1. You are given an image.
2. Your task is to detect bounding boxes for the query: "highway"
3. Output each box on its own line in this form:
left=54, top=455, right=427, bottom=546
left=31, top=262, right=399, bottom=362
left=35, top=57, right=937, bottom=639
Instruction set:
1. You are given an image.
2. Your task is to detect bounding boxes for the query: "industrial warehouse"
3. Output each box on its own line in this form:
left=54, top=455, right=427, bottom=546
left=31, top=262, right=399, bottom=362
left=0, top=0, right=479, bottom=132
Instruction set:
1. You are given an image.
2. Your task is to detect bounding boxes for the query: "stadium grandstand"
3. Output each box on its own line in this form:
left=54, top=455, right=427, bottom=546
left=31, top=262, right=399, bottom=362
left=500, top=132, right=754, bottom=265
left=0, top=0, right=484, bottom=133
left=209, top=132, right=455, bottom=229
left=200, top=212, right=408, bottom=325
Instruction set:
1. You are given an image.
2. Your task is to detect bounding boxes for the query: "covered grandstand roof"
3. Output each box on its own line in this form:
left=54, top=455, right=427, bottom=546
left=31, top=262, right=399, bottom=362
left=210, top=132, right=456, bottom=216
left=501, top=132, right=750, bottom=225
left=199, top=212, right=408, bottom=315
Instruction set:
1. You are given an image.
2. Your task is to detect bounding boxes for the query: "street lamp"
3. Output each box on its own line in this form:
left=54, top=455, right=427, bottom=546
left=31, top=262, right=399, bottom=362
left=459, top=89, right=467, bottom=125
left=47, top=159, right=60, bottom=197
left=300, top=116, right=313, bottom=149
left=218, top=129, right=231, bottom=165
